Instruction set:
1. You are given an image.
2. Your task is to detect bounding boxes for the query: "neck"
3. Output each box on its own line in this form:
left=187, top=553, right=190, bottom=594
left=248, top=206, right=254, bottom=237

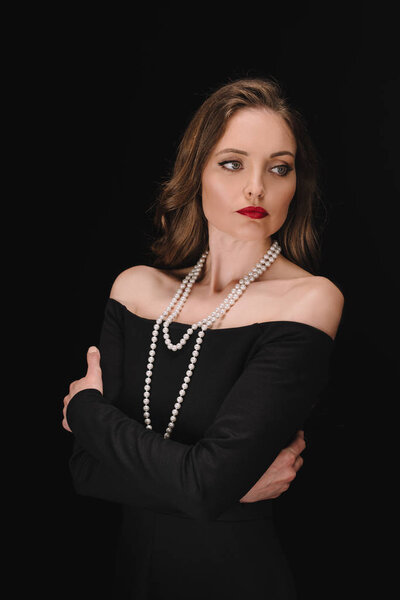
left=199, top=231, right=275, bottom=296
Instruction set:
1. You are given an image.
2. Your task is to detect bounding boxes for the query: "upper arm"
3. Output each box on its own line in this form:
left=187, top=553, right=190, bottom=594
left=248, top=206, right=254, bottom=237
left=291, top=276, right=345, bottom=340
left=109, top=265, right=154, bottom=311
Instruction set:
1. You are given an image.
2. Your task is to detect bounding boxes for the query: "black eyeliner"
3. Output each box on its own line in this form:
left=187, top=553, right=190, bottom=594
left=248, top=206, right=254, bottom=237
left=218, top=160, right=294, bottom=177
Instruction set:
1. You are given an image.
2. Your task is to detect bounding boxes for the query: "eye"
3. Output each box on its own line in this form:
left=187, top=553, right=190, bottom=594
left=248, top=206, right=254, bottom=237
left=271, top=164, right=293, bottom=177
left=218, top=160, right=242, bottom=172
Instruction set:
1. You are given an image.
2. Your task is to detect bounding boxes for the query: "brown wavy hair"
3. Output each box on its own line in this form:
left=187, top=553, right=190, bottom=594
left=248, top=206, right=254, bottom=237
left=147, top=76, right=326, bottom=279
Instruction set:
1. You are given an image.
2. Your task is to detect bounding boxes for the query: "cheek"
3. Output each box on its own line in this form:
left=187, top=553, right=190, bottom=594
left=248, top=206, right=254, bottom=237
left=273, top=177, right=296, bottom=209
left=201, top=172, right=237, bottom=215
left=265, top=179, right=296, bottom=229
left=288, top=175, right=297, bottom=199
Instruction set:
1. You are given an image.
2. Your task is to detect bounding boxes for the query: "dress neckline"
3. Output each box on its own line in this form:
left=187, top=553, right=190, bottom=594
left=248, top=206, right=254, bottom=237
left=108, top=298, right=334, bottom=343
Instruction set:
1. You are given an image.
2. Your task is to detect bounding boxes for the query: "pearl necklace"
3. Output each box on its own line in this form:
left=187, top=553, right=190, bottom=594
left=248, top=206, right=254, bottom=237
left=142, top=239, right=282, bottom=439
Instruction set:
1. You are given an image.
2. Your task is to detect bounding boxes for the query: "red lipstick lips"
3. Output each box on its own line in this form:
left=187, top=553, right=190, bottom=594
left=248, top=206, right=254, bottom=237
left=236, top=206, right=268, bottom=219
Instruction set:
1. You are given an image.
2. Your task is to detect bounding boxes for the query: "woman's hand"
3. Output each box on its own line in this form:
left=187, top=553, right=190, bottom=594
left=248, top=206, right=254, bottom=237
left=62, top=346, right=103, bottom=433
left=62, top=348, right=306, bottom=501
left=239, top=430, right=306, bottom=503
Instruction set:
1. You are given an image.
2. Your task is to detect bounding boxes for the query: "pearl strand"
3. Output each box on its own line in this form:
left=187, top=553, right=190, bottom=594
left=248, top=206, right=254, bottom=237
left=142, top=240, right=282, bottom=439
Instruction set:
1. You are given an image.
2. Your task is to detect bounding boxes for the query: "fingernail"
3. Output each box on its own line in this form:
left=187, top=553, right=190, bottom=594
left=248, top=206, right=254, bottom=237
left=88, top=346, right=97, bottom=353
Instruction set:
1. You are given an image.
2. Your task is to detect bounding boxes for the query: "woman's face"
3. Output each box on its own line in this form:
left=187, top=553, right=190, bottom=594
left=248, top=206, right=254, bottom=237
left=201, top=107, right=297, bottom=242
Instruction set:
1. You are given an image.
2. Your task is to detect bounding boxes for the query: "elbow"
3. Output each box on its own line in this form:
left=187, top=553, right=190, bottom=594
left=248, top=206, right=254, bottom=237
left=69, top=468, right=89, bottom=497
left=69, top=476, right=87, bottom=498
left=68, top=452, right=94, bottom=497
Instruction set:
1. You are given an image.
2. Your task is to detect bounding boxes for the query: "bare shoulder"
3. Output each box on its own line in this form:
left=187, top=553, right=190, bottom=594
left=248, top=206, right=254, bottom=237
left=288, top=275, right=345, bottom=340
left=109, top=265, right=156, bottom=310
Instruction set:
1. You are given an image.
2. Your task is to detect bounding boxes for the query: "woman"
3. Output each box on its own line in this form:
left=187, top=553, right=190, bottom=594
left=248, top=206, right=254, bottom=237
left=63, top=77, right=344, bottom=599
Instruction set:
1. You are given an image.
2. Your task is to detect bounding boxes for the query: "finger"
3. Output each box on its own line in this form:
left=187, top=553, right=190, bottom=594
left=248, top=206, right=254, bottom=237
left=86, top=346, right=101, bottom=375
left=285, top=440, right=305, bottom=460
left=287, top=433, right=306, bottom=456
left=62, top=418, right=72, bottom=432
left=294, top=430, right=305, bottom=445
left=285, top=468, right=296, bottom=483
left=293, top=455, right=304, bottom=472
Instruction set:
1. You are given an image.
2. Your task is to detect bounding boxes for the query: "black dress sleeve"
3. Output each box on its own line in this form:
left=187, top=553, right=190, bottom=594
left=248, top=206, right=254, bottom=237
left=67, top=299, right=334, bottom=521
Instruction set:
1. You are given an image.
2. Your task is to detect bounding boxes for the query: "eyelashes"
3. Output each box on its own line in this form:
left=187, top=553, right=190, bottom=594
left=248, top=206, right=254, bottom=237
left=218, top=160, right=242, bottom=172
left=217, top=160, right=294, bottom=177
left=271, top=164, right=294, bottom=177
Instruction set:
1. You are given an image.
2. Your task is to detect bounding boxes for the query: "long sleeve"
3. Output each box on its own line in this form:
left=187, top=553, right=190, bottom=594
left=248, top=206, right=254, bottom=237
left=68, top=299, right=333, bottom=521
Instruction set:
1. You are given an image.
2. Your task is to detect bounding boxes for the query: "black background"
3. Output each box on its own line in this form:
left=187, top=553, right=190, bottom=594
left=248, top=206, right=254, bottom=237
left=18, top=3, right=398, bottom=598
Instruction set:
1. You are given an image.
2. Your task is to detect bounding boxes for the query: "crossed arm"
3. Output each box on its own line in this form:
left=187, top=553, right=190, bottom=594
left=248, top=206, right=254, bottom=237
left=63, top=297, right=333, bottom=521
left=63, top=346, right=306, bottom=507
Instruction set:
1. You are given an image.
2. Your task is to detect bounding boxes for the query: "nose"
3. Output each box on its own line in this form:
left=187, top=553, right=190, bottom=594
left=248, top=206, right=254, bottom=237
left=244, top=173, right=265, bottom=203
left=245, top=189, right=264, bottom=203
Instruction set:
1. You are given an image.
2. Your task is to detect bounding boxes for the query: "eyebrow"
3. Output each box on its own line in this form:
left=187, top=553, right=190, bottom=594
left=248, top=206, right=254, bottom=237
left=215, top=148, right=295, bottom=158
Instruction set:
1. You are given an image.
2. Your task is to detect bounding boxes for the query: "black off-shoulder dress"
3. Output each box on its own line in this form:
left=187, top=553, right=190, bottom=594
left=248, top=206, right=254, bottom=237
left=67, top=297, right=334, bottom=599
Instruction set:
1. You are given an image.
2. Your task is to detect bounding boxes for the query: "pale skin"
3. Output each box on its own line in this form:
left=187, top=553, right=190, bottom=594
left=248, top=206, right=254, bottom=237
left=63, top=107, right=344, bottom=503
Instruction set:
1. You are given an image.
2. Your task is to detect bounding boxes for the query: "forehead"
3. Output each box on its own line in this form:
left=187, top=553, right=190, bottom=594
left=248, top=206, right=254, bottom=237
left=216, top=107, right=296, bottom=153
